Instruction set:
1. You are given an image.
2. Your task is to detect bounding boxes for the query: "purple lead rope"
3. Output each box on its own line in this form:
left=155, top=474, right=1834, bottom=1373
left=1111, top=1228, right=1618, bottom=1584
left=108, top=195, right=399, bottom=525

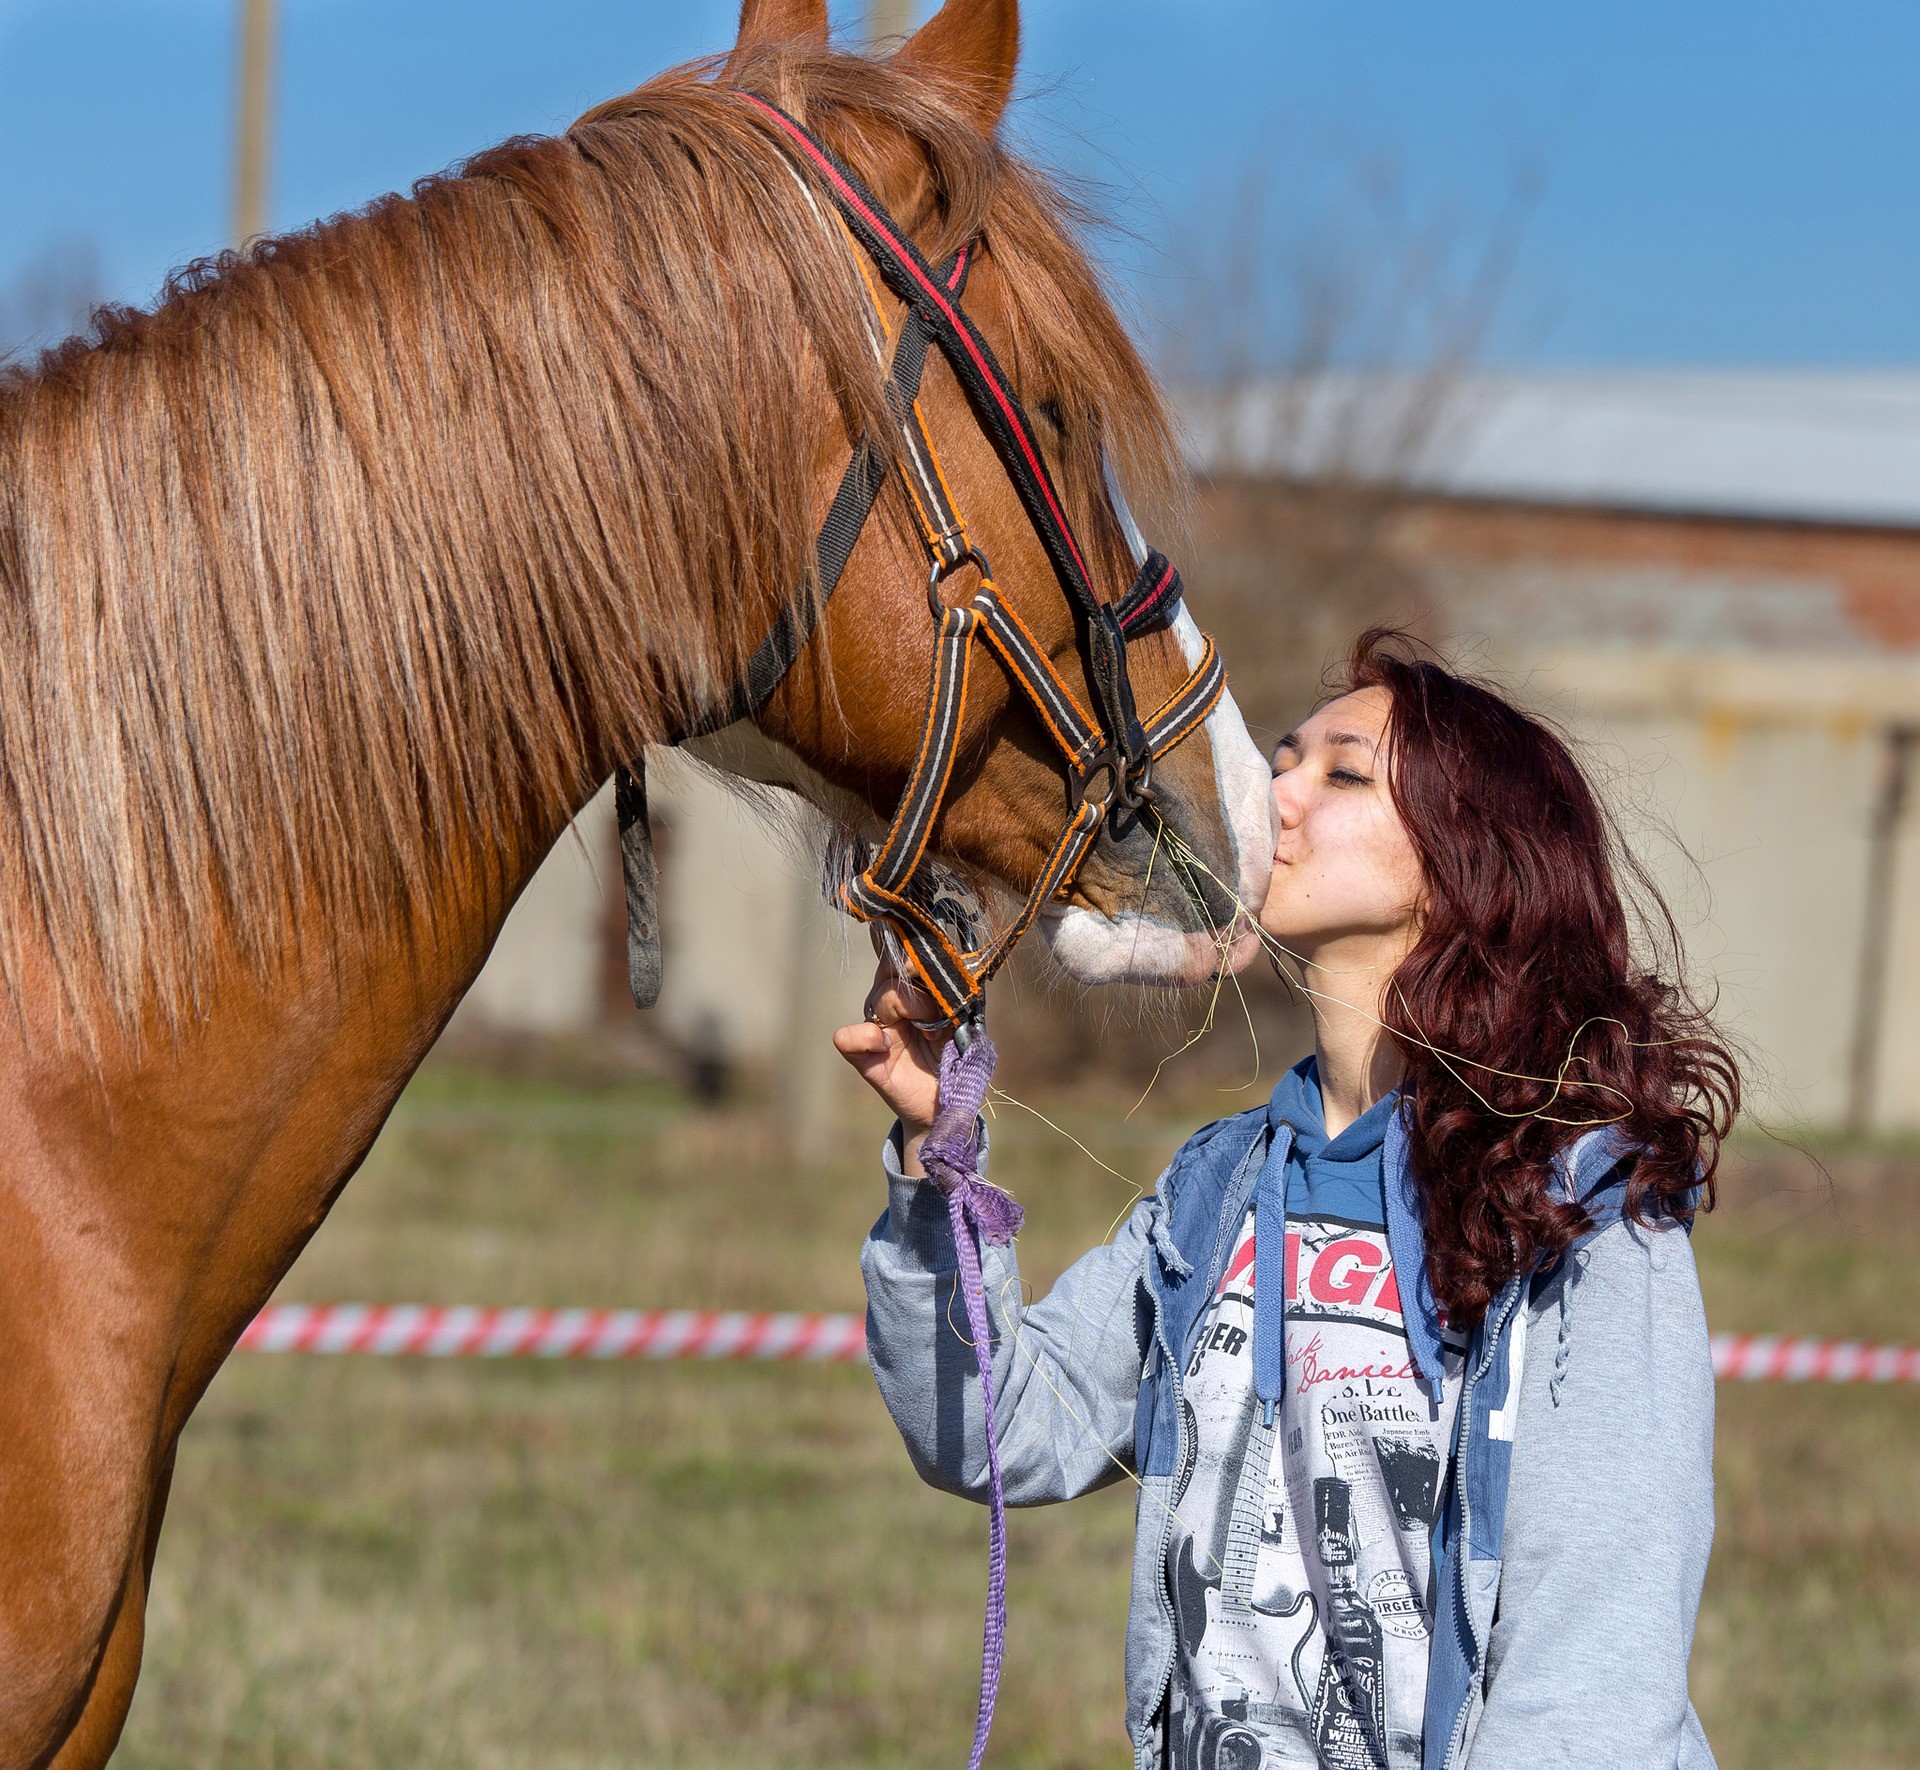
left=917, top=1031, right=1023, bottom=1770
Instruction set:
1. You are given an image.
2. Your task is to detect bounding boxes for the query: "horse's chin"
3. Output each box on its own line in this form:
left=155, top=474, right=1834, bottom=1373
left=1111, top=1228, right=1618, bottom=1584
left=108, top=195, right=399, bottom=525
left=1039, top=905, right=1263, bottom=988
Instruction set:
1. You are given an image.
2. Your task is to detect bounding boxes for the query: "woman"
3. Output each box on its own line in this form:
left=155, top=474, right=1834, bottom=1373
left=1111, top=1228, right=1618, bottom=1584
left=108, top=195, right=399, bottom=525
left=837, top=631, right=1737, bottom=1770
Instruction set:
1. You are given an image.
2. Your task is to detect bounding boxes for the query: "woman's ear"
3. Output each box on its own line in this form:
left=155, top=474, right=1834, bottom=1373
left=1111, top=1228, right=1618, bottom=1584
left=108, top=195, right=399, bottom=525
left=894, top=0, right=1019, bottom=136
left=727, top=0, right=829, bottom=70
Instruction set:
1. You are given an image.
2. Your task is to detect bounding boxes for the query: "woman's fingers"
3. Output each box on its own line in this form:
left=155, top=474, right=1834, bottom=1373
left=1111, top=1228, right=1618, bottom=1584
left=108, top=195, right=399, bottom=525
left=833, top=1020, right=889, bottom=1059
left=838, top=958, right=945, bottom=1134
left=833, top=1013, right=918, bottom=1083
left=864, top=952, right=944, bottom=1052
left=864, top=973, right=936, bottom=1030
left=894, top=971, right=938, bottom=1022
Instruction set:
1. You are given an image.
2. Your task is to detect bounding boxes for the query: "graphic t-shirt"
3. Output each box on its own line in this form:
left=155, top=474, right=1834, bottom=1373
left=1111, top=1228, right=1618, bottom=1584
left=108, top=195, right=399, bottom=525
left=1164, top=1062, right=1465, bottom=1770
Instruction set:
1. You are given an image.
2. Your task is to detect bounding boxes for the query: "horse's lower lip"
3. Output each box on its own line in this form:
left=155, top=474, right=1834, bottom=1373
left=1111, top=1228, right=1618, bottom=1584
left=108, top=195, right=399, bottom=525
left=1039, top=906, right=1256, bottom=987
left=1220, top=924, right=1262, bottom=975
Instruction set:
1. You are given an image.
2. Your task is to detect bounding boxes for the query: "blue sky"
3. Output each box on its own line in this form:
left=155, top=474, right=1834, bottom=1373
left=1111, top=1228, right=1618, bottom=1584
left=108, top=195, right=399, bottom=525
left=1, top=0, right=1917, bottom=365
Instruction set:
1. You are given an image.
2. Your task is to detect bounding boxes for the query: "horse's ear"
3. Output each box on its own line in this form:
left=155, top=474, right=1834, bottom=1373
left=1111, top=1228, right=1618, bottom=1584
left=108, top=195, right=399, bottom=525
left=894, top=0, right=1019, bottom=135
left=727, top=0, right=829, bottom=64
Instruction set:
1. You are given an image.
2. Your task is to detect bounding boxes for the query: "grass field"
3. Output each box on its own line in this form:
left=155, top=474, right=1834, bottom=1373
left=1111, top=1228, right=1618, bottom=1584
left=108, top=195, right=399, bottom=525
left=117, top=1054, right=1920, bottom=1769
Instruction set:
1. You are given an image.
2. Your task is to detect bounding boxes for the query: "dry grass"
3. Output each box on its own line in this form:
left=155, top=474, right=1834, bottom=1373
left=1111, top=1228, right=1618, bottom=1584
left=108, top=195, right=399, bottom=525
left=1689, top=1137, right=1920, bottom=1770
left=117, top=1055, right=1919, bottom=1768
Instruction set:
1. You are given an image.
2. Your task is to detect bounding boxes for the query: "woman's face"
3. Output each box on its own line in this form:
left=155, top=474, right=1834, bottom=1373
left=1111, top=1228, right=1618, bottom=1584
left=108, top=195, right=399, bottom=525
left=1260, top=687, right=1425, bottom=958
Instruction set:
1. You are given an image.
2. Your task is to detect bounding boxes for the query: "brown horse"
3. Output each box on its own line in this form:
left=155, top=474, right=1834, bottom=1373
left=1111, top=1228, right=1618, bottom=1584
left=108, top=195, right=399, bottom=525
left=0, top=0, right=1272, bottom=1761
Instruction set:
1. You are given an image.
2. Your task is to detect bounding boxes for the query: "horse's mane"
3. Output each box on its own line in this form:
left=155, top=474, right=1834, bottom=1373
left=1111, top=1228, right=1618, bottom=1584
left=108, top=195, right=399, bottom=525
left=0, top=44, right=1180, bottom=1043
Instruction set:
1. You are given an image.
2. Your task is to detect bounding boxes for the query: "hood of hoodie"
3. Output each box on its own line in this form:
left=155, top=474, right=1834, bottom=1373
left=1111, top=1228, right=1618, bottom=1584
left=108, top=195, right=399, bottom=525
left=1268, top=1054, right=1400, bottom=1221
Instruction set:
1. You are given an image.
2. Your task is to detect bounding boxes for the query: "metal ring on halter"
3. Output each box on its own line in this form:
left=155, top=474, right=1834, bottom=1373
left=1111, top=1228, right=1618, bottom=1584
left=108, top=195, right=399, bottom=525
left=1118, top=746, right=1155, bottom=811
left=926, top=544, right=993, bottom=617
left=1107, top=747, right=1156, bottom=837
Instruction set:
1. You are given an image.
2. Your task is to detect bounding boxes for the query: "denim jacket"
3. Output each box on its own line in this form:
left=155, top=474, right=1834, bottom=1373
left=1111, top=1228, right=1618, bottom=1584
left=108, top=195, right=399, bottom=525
left=863, top=1105, right=1718, bottom=1770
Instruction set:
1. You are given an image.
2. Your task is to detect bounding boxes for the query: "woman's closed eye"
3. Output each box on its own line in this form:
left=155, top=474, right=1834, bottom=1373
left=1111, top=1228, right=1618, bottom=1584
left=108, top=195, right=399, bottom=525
left=1328, top=766, right=1374, bottom=788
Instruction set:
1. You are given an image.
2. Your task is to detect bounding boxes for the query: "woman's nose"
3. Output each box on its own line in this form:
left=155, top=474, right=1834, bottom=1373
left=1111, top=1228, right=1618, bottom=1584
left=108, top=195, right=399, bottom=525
left=1269, top=770, right=1304, bottom=830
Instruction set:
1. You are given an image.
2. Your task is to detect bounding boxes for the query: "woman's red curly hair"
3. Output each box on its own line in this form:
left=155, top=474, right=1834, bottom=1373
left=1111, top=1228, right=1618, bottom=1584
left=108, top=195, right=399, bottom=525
left=1340, top=630, right=1740, bottom=1326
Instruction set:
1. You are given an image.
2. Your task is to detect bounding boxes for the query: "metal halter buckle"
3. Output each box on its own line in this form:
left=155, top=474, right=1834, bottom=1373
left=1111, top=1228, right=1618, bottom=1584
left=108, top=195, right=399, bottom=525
left=1071, top=744, right=1120, bottom=814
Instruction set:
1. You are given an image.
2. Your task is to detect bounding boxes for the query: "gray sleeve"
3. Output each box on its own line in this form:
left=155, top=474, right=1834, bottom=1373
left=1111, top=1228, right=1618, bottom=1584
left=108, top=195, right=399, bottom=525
left=1466, top=1216, right=1718, bottom=1770
left=860, top=1124, right=1155, bottom=1508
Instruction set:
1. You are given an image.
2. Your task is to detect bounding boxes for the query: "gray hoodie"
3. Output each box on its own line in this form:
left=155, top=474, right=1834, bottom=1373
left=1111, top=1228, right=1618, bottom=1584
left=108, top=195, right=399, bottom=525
left=861, top=1106, right=1717, bottom=1770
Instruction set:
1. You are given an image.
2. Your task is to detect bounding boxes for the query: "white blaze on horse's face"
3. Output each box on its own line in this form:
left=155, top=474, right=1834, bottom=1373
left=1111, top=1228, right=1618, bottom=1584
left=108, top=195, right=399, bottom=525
left=1037, top=459, right=1274, bottom=986
left=1040, top=602, right=1275, bottom=986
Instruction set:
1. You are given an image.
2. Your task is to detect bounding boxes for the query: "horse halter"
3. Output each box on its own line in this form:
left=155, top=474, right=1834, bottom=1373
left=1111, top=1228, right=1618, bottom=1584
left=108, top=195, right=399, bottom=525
left=619, top=93, right=1226, bottom=1034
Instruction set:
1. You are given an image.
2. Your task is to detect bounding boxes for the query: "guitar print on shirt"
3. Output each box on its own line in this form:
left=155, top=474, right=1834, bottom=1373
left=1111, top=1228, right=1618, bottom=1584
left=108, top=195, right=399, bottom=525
left=1164, top=1201, right=1464, bottom=1770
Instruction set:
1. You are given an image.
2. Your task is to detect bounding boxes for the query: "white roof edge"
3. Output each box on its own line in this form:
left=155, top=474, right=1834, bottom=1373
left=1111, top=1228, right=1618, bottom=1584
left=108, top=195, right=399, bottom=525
left=1178, top=371, right=1920, bottom=531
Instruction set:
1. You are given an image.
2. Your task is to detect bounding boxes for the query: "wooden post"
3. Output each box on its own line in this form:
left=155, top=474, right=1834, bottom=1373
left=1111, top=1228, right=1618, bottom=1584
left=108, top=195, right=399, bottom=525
left=232, top=0, right=277, bottom=248
left=867, top=0, right=916, bottom=47
left=780, top=866, right=863, bottom=1166
left=1847, top=724, right=1917, bottom=1134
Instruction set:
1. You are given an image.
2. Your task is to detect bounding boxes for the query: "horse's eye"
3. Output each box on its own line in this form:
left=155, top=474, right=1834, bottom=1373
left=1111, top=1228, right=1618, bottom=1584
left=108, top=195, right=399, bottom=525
left=1035, top=399, right=1067, bottom=436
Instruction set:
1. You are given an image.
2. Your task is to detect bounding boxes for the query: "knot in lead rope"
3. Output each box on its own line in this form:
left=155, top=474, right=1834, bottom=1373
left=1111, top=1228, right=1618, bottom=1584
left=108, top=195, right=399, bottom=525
left=916, top=1031, right=1021, bottom=1770
left=920, top=1032, right=1022, bottom=1245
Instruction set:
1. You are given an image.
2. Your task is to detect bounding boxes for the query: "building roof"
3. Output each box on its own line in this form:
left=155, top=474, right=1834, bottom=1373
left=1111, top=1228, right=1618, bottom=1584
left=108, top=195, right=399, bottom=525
left=1181, top=371, right=1920, bottom=531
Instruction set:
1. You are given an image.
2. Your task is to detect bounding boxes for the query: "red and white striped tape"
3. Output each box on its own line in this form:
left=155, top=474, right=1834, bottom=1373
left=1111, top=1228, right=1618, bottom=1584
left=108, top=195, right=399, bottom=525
left=238, top=1305, right=866, bottom=1362
left=1710, top=1334, right=1920, bottom=1383
left=235, top=1309, right=1919, bottom=1381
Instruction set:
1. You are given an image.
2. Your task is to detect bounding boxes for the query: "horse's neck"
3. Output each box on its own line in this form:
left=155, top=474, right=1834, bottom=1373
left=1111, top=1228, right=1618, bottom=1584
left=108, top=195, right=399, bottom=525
left=0, top=813, right=559, bottom=1436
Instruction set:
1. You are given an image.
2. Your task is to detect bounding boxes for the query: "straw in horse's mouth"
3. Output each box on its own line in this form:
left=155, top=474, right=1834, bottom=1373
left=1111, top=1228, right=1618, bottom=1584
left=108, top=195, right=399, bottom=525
left=1165, top=842, right=1215, bottom=926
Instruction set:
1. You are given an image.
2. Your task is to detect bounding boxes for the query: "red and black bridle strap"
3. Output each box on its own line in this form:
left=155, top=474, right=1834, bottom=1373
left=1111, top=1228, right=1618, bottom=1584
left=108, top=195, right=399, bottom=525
left=737, top=94, right=1097, bottom=608
left=734, top=93, right=1152, bottom=772
left=1113, top=549, right=1183, bottom=638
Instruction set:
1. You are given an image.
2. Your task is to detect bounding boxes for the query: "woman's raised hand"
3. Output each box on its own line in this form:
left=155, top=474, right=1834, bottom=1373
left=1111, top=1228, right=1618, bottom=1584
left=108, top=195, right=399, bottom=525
left=834, top=956, right=946, bottom=1166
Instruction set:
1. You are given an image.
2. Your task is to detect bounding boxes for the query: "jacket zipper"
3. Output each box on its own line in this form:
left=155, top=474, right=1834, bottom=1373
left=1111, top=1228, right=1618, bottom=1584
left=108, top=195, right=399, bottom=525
left=1138, top=1137, right=1267, bottom=1760
left=1140, top=1251, right=1185, bottom=1756
left=1441, top=1278, right=1526, bottom=1770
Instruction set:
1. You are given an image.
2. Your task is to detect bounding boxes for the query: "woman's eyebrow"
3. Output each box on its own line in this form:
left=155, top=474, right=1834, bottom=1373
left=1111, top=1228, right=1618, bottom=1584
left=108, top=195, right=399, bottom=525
left=1323, top=730, right=1375, bottom=750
